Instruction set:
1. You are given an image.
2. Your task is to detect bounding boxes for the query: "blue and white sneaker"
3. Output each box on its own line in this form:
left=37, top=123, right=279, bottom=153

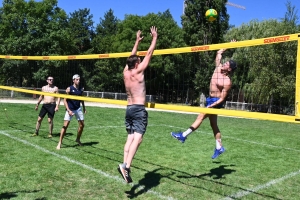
left=212, top=146, right=225, bottom=159
left=171, top=132, right=186, bottom=143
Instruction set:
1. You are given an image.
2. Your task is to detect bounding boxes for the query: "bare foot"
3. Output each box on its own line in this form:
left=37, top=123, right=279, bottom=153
left=75, top=140, right=82, bottom=146
left=56, top=142, right=61, bottom=150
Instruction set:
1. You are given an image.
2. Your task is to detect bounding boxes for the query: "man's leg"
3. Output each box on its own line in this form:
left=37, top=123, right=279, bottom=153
left=119, top=132, right=142, bottom=183
left=75, top=120, right=84, bottom=146
left=48, top=117, right=53, bottom=137
left=56, top=121, right=70, bottom=150
left=171, top=113, right=208, bottom=142
left=47, top=105, right=55, bottom=138
left=125, top=132, right=142, bottom=169
left=33, top=116, right=43, bottom=136
left=209, top=115, right=225, bottom=159
left=189, top=113, right=209, bottom=133
left=123, top=130, right=134, bottom=166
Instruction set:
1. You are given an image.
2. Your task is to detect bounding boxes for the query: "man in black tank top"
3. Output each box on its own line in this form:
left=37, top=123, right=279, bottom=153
left=56, top=74, right=86, bottom=150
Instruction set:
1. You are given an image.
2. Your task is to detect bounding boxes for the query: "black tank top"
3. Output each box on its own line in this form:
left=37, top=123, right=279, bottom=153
left=67, top=85, right=83, bottom=110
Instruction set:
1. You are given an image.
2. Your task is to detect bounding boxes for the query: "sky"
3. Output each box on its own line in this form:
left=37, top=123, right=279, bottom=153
left=56, top=0, right=300, bottom=28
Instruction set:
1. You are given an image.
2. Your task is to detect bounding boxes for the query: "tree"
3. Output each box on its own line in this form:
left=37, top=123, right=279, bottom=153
left=224, top=1, right=299, bottom=113
left=112, top=11, right=186, bottom=102
left=88, top=9, right=119, bottom=92
left=68, top=8, right=94, bottom=54
left=182, top=0, right=230, bottom=97
left=0, top=0, right=71, bottom=88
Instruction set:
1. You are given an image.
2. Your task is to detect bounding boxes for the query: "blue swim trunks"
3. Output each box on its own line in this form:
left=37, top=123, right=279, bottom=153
left=206, top=97, right=224, bottom=108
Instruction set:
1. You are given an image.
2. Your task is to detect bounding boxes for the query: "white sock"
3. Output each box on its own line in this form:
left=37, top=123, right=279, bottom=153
left=182, top=128, right=193, bottom=137
left=122, top=163, right=127, bottom=169
left=216, top=139, right=222, bottom=150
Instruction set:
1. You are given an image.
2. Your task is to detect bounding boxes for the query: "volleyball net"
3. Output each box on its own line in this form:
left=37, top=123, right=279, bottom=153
left=0, top=33, right=299, bottom=123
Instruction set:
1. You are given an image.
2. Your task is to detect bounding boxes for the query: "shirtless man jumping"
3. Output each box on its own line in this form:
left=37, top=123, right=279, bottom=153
left=171, top=40, right=237, bottom=159
left=118, top=26, right=158, bottom=183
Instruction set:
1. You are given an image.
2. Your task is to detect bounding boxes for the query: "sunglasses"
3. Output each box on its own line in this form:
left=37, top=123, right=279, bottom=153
left=48, top=79, right=53, bottom=81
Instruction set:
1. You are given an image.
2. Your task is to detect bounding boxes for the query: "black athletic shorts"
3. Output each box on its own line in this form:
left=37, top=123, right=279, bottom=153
left=39, top=103, right=56, bottom=119
left=125, top=104, right=148, bottom=134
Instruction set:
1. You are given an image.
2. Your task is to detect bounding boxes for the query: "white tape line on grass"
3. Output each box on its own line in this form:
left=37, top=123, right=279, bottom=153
left=222, top=169, right=300, bottom=199
left=0, top=131, right=175, bottom=200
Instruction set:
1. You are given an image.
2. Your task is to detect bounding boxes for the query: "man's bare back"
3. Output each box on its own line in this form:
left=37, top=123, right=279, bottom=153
left=123, top=65, right=146, bottom=105
left=123, top=27, right=157, bottom=106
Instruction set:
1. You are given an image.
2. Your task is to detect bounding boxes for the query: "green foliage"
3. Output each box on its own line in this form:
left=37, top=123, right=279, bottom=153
left=182, top=0, right=229, bottom=96
left=68, top=8, right=94, bottom=54
left=88, top=9, right=120, bottom=92
left=0, top=0, right=299, bottom=108
left=0, top=0, right=72, bottom=86
left=113, top=11, right=187, bottom=101
left=225, top=4, right=299, bottom=108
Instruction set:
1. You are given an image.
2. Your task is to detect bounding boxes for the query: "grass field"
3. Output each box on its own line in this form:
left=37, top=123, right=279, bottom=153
left=0, top=102, right=299, bottom=200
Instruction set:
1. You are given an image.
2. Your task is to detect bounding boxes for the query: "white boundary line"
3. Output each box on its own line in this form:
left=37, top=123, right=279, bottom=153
left=162, top=124, right=300, bottom=199
left=2, top=100, right=300, bottom=199
left=222, top=169, right=300, bottom=199
left=0, top=131, right=175, bottom=200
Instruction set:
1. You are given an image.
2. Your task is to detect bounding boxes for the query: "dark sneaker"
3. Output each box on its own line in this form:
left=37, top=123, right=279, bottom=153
left=212, top=146, right=225, bottom=159
left=171, top=132, right=186, bottom=143
left=118, top=164, right=132, bottom=183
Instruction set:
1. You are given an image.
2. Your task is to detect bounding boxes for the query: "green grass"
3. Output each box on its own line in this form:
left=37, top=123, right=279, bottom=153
left=0, top=102, right=300, bottom=200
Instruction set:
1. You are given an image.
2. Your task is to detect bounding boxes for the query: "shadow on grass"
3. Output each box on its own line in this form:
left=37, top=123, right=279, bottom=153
left=125, top=168, right=174, bottom=199
left=177, top=164, right=236, bottom=179
left=69, top=141, right=99, bottom=148
left=0, top=189, right=42, bottom=199
left=59, top=140, right=281, bottom=200
left=0, top=124, right=282, bottom=200
left=51, top=132, right=73, bottom=137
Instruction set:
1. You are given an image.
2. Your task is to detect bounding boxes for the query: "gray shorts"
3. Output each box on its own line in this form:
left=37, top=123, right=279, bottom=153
left=125, top=104, right=148, bottom=134
left=64, top=107, right=84, bottom=121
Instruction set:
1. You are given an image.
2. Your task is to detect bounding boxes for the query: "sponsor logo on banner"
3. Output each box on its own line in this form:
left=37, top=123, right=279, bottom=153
left=68, top=56, right=76, bottom=59
left=43, top=56, right=50, bottom=60
left=191, top=46, right=209, bottom=52
left=138, top=51, right=147, bottom=56
left=99, top=54, right=109, bottom=58
left=22, top=56, right=28, bottom=60
left=5, top=56, right=10, bottom=59
left=264, top=36, right=290, bottom=44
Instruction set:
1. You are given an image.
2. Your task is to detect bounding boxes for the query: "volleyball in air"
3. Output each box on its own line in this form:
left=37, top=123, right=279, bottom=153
left=205, top=9, right=218, bottom=22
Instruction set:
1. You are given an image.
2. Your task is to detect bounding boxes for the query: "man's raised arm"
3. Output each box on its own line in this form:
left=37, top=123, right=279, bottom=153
left=131, top=30, right=144, bottom=55
left=139, top=26, right=157, bottom=70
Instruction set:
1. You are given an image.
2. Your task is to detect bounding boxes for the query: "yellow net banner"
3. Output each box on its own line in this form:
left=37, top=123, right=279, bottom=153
left=0, top=33, right=298, bottom=60
left=0, top=85, right=299, bottom=124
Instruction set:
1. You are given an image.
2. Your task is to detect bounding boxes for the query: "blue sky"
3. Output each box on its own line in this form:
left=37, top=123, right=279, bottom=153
left=57, top=0, right=300, bottom=28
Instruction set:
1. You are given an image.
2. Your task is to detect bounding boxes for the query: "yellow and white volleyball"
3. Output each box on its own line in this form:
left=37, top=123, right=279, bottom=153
left=205, top=9, right=218, bottom=22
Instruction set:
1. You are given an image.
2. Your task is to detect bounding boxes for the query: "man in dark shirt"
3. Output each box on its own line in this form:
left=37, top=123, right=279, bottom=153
left=56, top=74, right=86, bottom=150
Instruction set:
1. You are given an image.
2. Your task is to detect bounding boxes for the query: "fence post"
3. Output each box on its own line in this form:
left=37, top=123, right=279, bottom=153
left=199, top=93, right=206, bottom=107
left=33, top=88, right=36, bottom=99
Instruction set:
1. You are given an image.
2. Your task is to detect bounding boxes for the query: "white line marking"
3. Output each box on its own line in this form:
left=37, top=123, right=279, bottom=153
left=0, top=131, right=175, bottom=200
left=3, top=124, right=299, bottom=199
left=7, top=122, right=300, bottom=153
left=222, top=169, right=300, bottom=199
